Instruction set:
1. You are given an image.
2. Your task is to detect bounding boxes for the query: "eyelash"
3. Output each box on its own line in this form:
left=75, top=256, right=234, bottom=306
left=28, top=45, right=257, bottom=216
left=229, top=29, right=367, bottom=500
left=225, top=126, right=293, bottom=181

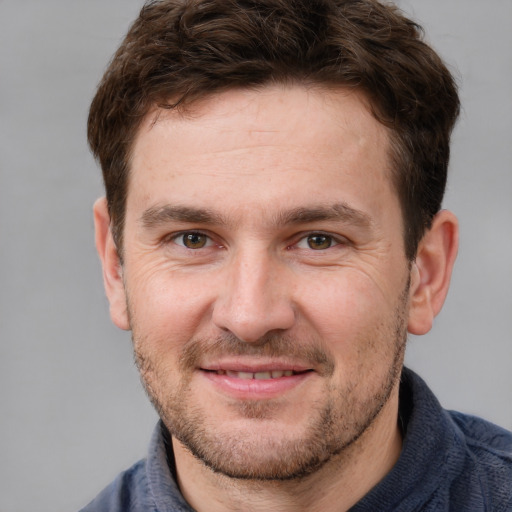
left=166, top=231, right=348, bottom=251
left=293, top=232, right=346, bottom=251
left=169, top=231, right=216, bottom=250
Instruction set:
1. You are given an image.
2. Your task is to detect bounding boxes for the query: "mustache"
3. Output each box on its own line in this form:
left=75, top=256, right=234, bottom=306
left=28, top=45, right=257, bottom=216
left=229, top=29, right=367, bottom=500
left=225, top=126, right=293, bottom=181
left=178, top=332, right=336, bottom=376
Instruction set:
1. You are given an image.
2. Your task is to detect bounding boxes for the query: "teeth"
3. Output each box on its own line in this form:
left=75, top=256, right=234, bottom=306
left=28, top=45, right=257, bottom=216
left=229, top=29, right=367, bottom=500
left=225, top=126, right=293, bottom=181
left=254, top=371, right=271, bottom=380
left=218, top=370, right=296, bottom=379
left=225, top=370, right=253, bottom=380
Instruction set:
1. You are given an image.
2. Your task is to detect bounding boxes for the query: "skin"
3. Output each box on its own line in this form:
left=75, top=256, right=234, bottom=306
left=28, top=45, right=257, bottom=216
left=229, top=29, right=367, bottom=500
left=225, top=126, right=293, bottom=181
left=95, top=85, right=458, bottom=511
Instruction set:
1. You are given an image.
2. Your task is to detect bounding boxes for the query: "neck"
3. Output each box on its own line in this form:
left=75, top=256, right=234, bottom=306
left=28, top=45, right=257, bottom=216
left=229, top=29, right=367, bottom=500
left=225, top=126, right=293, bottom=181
left=171, top=389, right=402, bottom=512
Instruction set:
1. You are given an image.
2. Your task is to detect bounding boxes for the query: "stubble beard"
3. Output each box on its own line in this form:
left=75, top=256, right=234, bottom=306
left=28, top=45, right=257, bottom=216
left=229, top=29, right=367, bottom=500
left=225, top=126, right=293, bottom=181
left=131, top=282, right=409, bottom=482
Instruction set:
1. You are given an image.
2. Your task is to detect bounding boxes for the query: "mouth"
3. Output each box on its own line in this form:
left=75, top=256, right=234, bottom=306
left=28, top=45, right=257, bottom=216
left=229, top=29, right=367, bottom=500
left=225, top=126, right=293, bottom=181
left=198, top=363, right=315, bottom=399
left=204, top=369, right=309, bottom=380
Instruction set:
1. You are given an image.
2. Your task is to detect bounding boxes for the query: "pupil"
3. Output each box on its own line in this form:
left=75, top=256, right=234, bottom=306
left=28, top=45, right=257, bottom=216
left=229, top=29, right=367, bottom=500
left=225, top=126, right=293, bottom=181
left=308, top=235, right=331, bottom=250
left=184, top=233, right=205, bottom=248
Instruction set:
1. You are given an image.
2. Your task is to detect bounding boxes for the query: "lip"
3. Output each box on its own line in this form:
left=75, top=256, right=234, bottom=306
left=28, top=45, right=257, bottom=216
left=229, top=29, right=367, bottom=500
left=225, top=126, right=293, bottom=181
left=199, top=358, right=315, bottom=399
left=201, top=358, right=313, bottom=374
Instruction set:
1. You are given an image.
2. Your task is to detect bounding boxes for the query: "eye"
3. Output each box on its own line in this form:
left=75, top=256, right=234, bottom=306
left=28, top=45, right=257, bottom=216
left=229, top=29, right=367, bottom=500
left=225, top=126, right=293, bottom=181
left=307, top=234, right=332, bottom=250
left=175, top=232, right=211, bottom=249
left=296, top=234, right=338, bottom=250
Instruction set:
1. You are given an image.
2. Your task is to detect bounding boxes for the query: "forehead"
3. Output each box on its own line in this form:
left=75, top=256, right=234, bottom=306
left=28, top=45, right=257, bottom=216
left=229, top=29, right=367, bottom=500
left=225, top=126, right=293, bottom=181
left=135, top=85, right=388, bottom=157
left=127, top=85, right=397, bottom=225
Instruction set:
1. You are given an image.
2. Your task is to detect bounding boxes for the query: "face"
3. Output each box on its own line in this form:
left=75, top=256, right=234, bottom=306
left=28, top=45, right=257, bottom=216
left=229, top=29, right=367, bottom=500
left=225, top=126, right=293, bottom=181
left=112, top=86, right=414, bottom=479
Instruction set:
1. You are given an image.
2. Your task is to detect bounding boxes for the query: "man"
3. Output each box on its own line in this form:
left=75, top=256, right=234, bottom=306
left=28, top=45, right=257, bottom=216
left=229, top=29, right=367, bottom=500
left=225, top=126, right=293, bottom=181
left=82, top=0, right=512, bottom=510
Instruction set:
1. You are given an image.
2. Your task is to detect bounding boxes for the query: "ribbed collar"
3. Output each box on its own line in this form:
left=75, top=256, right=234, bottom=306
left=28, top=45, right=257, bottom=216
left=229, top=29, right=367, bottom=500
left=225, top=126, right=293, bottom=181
left=349, top=368, right=468, bottom=511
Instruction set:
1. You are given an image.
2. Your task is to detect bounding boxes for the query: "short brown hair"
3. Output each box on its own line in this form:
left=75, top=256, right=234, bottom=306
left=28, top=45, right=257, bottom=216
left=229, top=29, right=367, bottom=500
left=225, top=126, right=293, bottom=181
left=88, top=0, right=460, bottom=260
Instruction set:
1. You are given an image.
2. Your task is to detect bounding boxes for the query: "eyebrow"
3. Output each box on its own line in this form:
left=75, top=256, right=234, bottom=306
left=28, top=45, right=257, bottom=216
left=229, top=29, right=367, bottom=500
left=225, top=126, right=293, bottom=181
left=141, top=205, right=226, bottom=228
left=140, top=202, right=372, bottom=230
left=274, top=203, right=373, bottom=229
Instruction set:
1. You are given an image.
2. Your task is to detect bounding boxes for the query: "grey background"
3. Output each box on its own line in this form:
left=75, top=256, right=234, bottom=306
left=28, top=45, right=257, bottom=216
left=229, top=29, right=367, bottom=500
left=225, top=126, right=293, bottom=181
left=0, top=1, right=510, bottom=511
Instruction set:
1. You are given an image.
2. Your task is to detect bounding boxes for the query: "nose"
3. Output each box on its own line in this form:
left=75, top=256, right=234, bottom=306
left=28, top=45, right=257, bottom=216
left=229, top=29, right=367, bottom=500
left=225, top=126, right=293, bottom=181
left=212, top=248, right=295, bottom=343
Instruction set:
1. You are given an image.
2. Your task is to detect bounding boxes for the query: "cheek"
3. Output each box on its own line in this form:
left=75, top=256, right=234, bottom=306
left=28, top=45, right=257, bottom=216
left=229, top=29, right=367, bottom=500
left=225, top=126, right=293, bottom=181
left=300, top=269, right=384, bottom=318
left=126, top=265, right=216, bottom=348
left=296, top=270, right=400, bottom=354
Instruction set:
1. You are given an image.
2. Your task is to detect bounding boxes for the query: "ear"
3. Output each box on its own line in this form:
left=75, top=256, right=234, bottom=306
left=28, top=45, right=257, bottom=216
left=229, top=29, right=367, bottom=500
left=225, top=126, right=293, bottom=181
left=93, top=197, right=130, bottom=330
left=407, top=210, right=459, bottom=335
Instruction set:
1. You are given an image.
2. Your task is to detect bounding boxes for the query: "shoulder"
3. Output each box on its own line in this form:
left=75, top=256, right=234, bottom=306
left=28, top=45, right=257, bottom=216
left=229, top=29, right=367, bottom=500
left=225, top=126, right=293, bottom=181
left=79, top=421, right=193, bottom=512
left=448, top=410, right=512, bottom=511
left=79, top=459, right=151, bottom=512
left=395, top=369, right=512, bottom=511
left=449, top=410, right=512, bottom=455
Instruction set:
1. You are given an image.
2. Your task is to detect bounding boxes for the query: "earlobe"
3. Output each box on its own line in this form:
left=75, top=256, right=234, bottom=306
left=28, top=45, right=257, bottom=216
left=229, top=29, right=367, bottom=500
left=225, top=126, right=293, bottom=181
left=407, top=210, right=459, bottom=335
left=93, top=197, right=130, bottom=330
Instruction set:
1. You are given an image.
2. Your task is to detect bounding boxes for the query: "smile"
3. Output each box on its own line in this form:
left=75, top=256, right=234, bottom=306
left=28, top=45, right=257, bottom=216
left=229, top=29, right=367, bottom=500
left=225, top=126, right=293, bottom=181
left=200, top=367, right=314, bottom=399
left=211, top=369, right=298, bottom=379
